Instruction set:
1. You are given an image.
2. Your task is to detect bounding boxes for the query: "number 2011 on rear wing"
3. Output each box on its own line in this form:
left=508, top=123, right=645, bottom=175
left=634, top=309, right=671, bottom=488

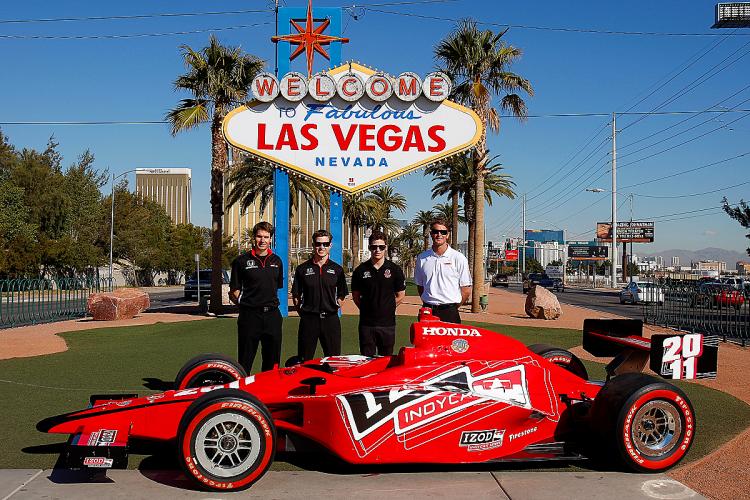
left=582, top=319, right=719, bottom=380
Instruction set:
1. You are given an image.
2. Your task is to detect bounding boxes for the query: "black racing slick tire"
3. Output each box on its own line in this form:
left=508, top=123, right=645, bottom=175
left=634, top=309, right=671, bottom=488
left=590, top=373, right=695, bottom=473
left=528, top=344, right=589, bottom=380
left=178, top=389, right=275, bottom=491
left=175, top=354, right=247, bottom=390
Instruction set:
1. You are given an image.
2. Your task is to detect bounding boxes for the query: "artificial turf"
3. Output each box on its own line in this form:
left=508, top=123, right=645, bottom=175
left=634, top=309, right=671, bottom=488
left=0, top=315, right=747, bottom=472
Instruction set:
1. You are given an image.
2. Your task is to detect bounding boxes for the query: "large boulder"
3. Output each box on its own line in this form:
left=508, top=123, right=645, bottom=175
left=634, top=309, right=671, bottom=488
left=525, top=286, right=562, bottom=320
left=88, top=288, right=150, bottom=321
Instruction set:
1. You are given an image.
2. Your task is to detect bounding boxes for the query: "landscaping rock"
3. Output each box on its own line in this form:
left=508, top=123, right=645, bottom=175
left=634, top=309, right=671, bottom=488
left=87, top=288, right=150, bottom=321
left=525, top=286, right=562, bottom=320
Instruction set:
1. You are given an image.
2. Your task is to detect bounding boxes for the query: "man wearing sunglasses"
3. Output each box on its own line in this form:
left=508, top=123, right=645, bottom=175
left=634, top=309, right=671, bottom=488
left=292, top=229, right=348, bottom=361
left=414, top=218, right=472, bottom=323
left=351, top=230, right=406, bottom=357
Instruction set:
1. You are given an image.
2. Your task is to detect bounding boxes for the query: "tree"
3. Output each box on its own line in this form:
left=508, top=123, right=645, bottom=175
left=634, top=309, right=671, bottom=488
left=435, top=19, right=532, bottom=312
left=166, top=36, right=265, bottom=313
left=426, top=160, right=463, bottom=247
left=393, top=222, right=422, bottom=278
left=412, top=210, right=435, bottom=250
left=723, top=197, right=750, bottom=256
left=366, top=185, right=407, bottom=236
left=525, top=258, right=544, bottom=274
left=343, top=192, right=373, bottom=269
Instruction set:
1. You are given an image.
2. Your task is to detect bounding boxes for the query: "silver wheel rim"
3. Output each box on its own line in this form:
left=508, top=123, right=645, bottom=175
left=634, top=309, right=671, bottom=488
left=194, top=412, right=262, bottom=478
left=631, top=400, right=681, bottom=458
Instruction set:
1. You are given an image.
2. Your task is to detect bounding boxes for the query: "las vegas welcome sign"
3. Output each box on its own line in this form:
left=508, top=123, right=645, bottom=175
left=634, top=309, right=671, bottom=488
left=223, top=62, right=482, bottom=193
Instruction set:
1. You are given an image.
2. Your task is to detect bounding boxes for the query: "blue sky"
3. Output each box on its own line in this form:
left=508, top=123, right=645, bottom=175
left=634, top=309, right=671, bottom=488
left=2, top=0, right=749, bottom=255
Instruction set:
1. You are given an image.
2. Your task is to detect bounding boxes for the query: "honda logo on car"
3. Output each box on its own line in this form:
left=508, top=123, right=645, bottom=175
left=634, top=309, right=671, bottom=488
left=422, top=327, right=481, bottom=337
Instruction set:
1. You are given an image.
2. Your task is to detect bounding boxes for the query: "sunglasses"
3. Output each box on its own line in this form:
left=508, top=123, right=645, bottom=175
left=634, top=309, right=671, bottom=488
left=369, top=245, right=386, bottom=251
left=314, top=241, right=331, bottom=247
left=430, top=229, right=449, bottom=235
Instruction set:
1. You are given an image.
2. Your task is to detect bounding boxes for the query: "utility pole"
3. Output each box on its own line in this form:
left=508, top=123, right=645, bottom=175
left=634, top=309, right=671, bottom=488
left=521, top=193, right=526, bottom=275
left=611, top=113, right=618, bottom=289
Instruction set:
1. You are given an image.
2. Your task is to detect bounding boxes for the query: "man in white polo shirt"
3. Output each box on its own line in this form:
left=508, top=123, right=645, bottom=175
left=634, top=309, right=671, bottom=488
left=414, top=218, right=472, bottom=323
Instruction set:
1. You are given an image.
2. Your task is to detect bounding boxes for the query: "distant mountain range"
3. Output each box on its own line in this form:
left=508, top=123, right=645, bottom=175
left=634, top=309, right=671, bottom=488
left=639, top=247, right=749, bottom=265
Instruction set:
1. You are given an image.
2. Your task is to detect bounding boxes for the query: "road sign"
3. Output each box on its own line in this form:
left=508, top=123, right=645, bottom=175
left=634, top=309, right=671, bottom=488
left=505, top=249, right=519, bottom=261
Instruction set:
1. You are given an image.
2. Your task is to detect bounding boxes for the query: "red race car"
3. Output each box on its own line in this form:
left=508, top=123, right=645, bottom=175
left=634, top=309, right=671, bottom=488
left=38, top=309, right=718, bottom=492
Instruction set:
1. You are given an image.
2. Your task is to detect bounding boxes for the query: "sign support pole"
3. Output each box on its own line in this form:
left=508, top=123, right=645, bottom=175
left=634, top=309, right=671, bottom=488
left=275, top=6, right=343, bottom=316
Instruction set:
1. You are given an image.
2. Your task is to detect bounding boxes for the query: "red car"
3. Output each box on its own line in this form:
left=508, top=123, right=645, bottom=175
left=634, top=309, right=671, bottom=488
left=693, top=283, right=745, bottom=310
left=39, top=310, right=718, bottom=492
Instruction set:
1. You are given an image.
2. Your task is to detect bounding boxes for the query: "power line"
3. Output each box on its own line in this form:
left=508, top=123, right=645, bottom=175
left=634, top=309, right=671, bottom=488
left=620, top=152, right=750, bottom=190
left=0, top=21, right=274, bottom=40
left=362, top=7, right=750, bottom=36
left=0, top=9, right=273, bottom=24
left=634, top=180, right=750, bottom=199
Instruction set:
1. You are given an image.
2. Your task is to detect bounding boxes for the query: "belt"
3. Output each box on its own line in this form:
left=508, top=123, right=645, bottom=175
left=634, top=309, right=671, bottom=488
left=242, top=305, right=277, bottom=313
left=423, top=303, right=458, bottom=310
left=302, top=310, right=336, bottom=318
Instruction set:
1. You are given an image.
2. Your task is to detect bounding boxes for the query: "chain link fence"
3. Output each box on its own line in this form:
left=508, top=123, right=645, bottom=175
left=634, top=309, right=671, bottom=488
left=642, top=278, right=749, bottom=345
left=0, top=277, right=113, bottom=329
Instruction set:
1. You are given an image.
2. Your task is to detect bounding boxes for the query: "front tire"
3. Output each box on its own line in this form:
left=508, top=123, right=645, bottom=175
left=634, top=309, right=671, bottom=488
left=591, top=373, right=695, bottom=472
left=175, top=354, right=246, bottom=390
left=178, top=389, right=275, bottom=491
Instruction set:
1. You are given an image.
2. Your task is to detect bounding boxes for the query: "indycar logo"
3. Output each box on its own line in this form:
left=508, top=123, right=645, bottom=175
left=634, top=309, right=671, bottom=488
left=337, top=364, right=530, bottom=442
left=421, top=327, right=481, bottom=337
left=460, top=429, right=505, bottom=451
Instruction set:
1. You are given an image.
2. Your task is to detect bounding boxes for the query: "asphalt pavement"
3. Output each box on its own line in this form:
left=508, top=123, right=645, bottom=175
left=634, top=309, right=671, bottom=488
left=501, top=283, right=646, bottom=320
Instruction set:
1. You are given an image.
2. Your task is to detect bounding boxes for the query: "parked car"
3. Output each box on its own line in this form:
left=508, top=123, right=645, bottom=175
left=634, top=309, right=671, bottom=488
left=692, top=282, right=745, bottom=310
left=620, top=281, right=665, bottom=305
left=491, top=273, right=509, bottom=287
left=523, top=273, right=564, bottom=294
left=184, top=269, right=229, bottom=299
left=720, top=277, right=745, bottom=290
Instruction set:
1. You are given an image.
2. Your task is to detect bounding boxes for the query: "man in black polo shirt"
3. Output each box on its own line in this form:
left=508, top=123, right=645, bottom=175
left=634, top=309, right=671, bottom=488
left=229, top=221, right=283, bottom=373
left=351, top=230, right=406, bottom=357
left=292, top=229, right=348, bottom=361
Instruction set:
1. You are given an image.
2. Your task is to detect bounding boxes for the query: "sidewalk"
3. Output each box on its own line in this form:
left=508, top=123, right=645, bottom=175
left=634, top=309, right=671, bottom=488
left=0, top=469, right=703, bottom=500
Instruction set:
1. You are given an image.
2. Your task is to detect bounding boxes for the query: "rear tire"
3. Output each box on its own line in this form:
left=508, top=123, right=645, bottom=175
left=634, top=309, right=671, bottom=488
left=590, top=373, right=695, bottom=472
left=178, top=389, right=275, bottom=491
left=527, top=344, right=588, bottom=380
left=175, top=354, right=246, bottom=390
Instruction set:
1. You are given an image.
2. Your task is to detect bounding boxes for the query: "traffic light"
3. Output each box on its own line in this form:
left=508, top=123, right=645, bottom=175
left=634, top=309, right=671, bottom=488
left=488, top=241, right=493, bottom=249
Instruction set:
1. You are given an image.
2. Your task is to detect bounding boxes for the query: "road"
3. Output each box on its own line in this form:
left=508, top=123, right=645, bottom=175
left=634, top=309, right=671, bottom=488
left=500, top=283, right=646, bottom=320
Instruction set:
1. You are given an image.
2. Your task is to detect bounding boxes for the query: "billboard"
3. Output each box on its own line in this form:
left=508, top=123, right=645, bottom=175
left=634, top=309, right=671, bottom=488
left=505, top=249, right=519, bottom=261
left=223, top=63, right=482, bottom=193
left=596, top=221, right=655, bottom=243
left=568, top=245, right=609, bottom=260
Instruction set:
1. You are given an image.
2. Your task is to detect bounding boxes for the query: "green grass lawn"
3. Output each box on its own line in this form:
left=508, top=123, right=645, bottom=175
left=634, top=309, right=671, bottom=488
left=0, top=315, right=747, bottom=471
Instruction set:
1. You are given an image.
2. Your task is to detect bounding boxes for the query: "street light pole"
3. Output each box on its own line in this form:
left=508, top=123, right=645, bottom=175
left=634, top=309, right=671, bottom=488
left=611, top=112, right=618, bottom=289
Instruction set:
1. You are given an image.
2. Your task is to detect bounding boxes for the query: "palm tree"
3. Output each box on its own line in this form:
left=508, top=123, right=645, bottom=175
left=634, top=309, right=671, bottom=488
left=166, top=36, right=265, bottom=313
left=393, top=222, right=422, bottom=278
left=366, top=185, right=407, bottom=235
left=412, top=209, right=435, bottom=250
left=343, top=192, right=373, bottom=269
left=426, top=160, right=464, bottom=247
left=435, top=19, right=532, bottom=312
left=432, top=203, right=455, bottom=225
left=226, top=156, right=329, bottom=219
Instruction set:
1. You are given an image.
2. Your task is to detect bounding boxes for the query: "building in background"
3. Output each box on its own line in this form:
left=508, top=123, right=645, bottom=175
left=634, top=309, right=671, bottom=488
left=737, top=261, right=750, bottom=275
left=525, top=229, right=564, bottom=260
left=135, top=168, right=191, bottom=224
left=672, top=256, right=680, bottom=267
left=693, top=260, right=727, bottom=273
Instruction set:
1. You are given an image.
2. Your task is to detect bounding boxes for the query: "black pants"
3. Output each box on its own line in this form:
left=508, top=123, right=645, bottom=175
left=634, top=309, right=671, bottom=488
left=359, top=324, right=396, bottom=357
left=298, top=312, right=341, bottom=361
left=422, top=303, right=461, bottom=324
left=238, top=307, right=282, bottom=373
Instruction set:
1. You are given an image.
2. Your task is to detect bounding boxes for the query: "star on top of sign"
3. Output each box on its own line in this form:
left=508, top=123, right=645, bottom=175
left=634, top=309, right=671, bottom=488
left=271, top=0, right=349, bottom=77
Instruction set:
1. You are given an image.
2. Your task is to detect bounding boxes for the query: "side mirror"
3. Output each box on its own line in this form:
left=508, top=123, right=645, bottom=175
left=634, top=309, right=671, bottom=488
left=300, top=377, right=327, bottom=395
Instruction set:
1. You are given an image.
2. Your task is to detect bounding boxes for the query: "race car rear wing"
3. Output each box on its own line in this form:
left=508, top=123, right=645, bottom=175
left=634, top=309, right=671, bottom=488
left=582, top=319, right=718, bottom=381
